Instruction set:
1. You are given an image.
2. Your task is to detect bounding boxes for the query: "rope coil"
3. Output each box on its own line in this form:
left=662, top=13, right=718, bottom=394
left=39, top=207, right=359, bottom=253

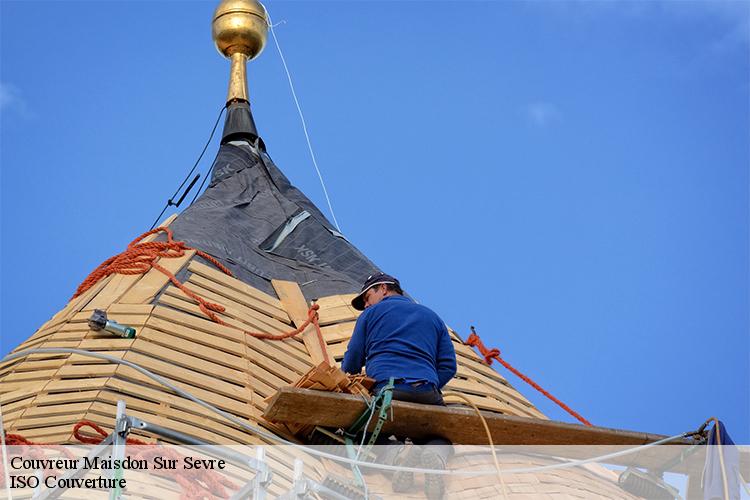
left=73, top=226, right=324, bottom=343
left=465, top=327, right=593, bottom=427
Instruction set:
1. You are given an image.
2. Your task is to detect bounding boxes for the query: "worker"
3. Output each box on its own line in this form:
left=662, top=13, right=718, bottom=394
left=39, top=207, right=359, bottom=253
left=342, top=272, right=457, bottom=499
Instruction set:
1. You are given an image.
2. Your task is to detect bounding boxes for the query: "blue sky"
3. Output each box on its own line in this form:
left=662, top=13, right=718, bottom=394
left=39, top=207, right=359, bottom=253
left=2, top=1, right=748, bottom=443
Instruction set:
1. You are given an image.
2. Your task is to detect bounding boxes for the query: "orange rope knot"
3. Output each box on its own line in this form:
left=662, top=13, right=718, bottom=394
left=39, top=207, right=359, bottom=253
left=465, top=327, right=593, bottom=427
left=466, top=331, right=500, bottom=364
left=73, top=420, right=148, bottom=446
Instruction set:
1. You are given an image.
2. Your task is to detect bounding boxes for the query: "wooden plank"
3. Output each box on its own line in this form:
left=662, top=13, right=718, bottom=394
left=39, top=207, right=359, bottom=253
left=166, top=283, right=286, bottom=334
left=0, top=387, right=38, bottom=405
left=77, top=338, right=135, bottom=351
left=272, top=280, right=332, bottom=365
left=112, top=365, right=260, bottom=420
left=188, top=261, right=284, bottom=310
left=84, top=274, right=142, bottom=311
left=129, top=334, right=259, bottom=389
left=445, top=377, right=543, bottom=418
left=118, top=249, right=196, bottom=304
left=13, top=424, right=76, bottom=442
left=133, top=330, right=287, bottom=397
left=188, top=273, right=289, bottom=324
left=317, top=304, right=359, bottom=326
left=1, top=358, right=65, bottom=373
left=264, top=387, right=686, bottom=446
left=102, top=378, right=254, bottom=422
left=0, top=380, right=49, bottom=394
left=86, top=399, right=258, bottom=445
left=2, top=369, right=59, bottom=383
left=108, top=304, right=155, bottom=315
left=320, top=321, right=355, bottom=343
left=151, top=303, right=312, bottom=376
left=14, top=412, right=88, bottom=431
left=55, top=273, right=115, bottom=323
left=35, top=390, right=101, bottom=406
left=23, top=402, right=93, bottom=418
left=313, top=293, right=357, bottom=310
left=138, top=323, right=291, bottom=389
left=327, top=341, right=349, bottom=359
left=1, top=397, right=36, bottom=415
left=120, top=351, right=249, bottom=402
left=44, top=378, right=109, bottom=393
left=57, top=364, right=118, bottom=378
left=160, top=284, right=307, bottom=357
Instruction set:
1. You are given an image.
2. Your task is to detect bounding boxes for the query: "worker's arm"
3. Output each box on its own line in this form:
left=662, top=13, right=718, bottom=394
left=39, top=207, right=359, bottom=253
left=436, top=323, right=457, bottom=389
left=342, top=314, right=367, bottom=374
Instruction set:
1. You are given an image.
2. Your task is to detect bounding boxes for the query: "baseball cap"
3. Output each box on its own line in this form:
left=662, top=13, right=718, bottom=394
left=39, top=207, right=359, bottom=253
left=351, top=272, right=400, bottom=311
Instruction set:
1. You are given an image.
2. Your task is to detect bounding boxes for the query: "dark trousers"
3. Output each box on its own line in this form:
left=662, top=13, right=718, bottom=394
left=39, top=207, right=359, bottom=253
left=373, top=382, right=453, bottom=459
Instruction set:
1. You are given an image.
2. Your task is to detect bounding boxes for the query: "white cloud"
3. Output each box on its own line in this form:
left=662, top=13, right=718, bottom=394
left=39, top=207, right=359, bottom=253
left=0, top=82, right=31, bottom=118
left=525, top=101, right=563, bottom=128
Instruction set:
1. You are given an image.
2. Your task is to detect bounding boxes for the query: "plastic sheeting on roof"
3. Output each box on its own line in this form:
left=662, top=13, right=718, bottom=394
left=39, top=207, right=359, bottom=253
left=170, top=104, right=380, bottom=301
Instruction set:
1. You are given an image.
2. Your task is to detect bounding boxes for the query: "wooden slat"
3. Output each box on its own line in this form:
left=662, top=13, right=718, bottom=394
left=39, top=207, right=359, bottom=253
left=156, top=289, right=308, bottom=357
left=272, top=280, right=332, bottom=365
left=134, top=329, right=288, bottom=396
left=150, top=304, right=312, bottom=377
left=320, top=321, right=355, bottom=343
left=444, top=378, right=544, bottom=419
left=35, top=390, right=101, bottom=406
left=23, top=402, right=93, bottom=418
left=118, top=249, right=196, bottom=304
left=84, top=274, right=141, bottom=311
left=0, top=388, right=38, bottom=405
left=169, top=282, right=286, bottom=334
left=120, top=351, right=247, bottom=401
left=188, top=273, right=290, bottom=324
left=316, top=304, right=358, bottom=326
left=313, top=294, right=355, bottom=309
left=112, top=364, right=259, bottom=420
left=264, top=387, right=684, bottom=446
left=188, top=261, right=284, bottom=310
left=2, top=369, right=58, bottom=383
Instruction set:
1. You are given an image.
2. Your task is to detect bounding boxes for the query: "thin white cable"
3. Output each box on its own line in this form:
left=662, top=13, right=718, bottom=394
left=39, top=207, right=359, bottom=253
left=0, top=403, right=14, bottom=500
left=263, top=5, right=343, bottom=233
left=1, top=348, right=694, bottom=477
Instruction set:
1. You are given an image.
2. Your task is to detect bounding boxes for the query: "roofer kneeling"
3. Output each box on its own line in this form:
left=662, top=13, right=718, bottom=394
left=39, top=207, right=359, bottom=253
left=343, top=272, right=457, bottom=499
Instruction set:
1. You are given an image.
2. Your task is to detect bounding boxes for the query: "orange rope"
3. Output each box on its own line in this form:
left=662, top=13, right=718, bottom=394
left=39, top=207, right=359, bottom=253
left=1, top=432, right=75, bottom=487
left=465, top=326, right=593, bottom=427
left=73, top=420, right=147, bottom=445
left=70, top=421, right=237, bottom=499
left=73, top=226, right=327, bottom=345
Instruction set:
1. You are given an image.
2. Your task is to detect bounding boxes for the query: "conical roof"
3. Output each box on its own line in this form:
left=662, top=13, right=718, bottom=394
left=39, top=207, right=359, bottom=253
left=0, top=85, right=545, bottom=447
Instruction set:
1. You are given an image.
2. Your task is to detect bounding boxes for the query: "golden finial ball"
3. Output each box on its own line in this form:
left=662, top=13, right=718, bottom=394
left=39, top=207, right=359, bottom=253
left=212, top=0, right=268, bottom=60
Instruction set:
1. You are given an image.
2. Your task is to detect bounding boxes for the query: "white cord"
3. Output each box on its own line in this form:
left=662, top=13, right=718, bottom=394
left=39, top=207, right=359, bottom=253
left=263, top=5, right=343, bottom=233
left=2, top=347, right=693, bottom=477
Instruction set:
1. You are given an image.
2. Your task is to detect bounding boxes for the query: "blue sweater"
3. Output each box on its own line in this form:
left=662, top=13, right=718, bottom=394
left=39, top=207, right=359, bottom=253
left=342, top=296, right=457, bottom=388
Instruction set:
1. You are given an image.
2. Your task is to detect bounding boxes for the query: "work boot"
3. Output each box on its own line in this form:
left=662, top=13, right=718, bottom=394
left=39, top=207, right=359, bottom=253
left=421, top=449, right=446, bottom=500
left=389, top=444, right=422, bottom=493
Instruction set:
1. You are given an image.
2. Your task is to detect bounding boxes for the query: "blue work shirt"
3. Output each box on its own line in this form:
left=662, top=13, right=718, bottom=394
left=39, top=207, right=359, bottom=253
left=341, top=295, right=457, bottom=389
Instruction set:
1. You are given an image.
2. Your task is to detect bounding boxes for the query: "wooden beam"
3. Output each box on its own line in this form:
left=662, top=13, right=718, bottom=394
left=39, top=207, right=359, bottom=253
left=263, top=387, right=688, bottom=447
left=272, top=280, right=332, bottom=366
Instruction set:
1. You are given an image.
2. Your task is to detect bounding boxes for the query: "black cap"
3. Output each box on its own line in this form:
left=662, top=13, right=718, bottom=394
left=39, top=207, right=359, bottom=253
left=351, top=272, right=400, bottom=311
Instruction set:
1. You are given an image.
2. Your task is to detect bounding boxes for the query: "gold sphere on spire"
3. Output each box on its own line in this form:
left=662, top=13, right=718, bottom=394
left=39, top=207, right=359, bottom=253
left=212, top=0, right=268, bottom=60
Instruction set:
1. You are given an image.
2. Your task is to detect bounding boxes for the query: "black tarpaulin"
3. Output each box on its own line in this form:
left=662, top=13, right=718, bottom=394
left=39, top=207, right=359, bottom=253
left=170, top=102, right=380, bottom=301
